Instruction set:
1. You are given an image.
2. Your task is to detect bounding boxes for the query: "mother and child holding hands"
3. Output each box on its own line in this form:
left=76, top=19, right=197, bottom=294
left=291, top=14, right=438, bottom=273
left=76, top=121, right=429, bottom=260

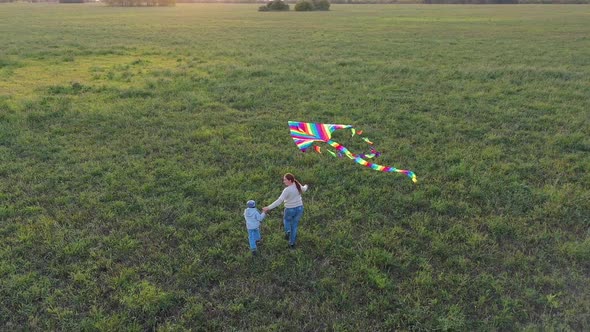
left=242, top=173, right=308, bottom=256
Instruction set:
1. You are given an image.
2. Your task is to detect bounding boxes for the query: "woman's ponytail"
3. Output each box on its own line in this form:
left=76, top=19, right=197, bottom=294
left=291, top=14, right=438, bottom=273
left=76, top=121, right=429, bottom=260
left=284, top=173, right=302, bottom=195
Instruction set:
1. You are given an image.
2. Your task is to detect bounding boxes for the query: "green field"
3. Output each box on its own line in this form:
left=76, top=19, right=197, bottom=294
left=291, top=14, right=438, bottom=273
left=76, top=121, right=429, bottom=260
left=1, top=3, right=589, bottom=330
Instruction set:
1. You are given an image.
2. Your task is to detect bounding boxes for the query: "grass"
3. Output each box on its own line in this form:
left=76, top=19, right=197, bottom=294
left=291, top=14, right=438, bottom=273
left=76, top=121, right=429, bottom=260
left=1, top=3, right=589, bottom=330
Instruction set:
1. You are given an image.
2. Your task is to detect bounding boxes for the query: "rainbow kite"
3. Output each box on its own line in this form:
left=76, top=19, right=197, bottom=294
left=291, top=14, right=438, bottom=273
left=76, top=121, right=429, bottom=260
left=288, top=121, right=417, bottom=183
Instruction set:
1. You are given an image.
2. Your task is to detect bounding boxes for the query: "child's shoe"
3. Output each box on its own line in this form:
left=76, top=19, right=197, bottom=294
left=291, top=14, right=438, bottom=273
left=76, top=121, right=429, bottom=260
left=251, top=250, right=258, bottom=256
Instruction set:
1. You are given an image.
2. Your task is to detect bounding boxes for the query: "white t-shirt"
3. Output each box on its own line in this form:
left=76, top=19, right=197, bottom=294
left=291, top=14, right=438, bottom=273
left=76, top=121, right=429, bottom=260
left=268, top=183, right=308, bottom=210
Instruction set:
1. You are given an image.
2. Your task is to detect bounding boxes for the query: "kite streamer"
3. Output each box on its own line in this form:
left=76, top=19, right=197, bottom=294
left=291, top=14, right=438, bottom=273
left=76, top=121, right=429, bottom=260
left=288, top=121, right=417, bottom=183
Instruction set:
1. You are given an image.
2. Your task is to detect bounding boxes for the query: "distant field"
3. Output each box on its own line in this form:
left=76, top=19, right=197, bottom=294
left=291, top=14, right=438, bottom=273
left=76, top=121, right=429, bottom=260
left=1, top=3, right=589, bottom=330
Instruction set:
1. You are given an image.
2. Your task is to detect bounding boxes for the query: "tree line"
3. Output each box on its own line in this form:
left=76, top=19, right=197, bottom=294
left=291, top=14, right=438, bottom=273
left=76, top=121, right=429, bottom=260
left=0, top=0, right=176, bottom=2
left=103, top=0, right=175, bottom=5
left=177, top=0, right=589, bottom=3
left=5, top=0, right=588, bottom=3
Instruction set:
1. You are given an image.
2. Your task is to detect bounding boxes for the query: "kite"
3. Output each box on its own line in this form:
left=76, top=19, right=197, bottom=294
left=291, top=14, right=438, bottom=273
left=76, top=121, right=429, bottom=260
left=288, top=121, right=417, bottom=183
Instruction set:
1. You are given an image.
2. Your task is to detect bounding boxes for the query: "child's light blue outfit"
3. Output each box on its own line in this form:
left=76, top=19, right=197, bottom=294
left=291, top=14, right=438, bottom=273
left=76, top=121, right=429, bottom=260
left=244, top=200, right=266, bottom=252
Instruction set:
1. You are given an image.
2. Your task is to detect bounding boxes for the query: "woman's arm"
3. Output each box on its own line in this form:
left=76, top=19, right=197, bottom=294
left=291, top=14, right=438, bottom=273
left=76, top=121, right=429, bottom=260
left=265, top=188, right=287, bottom=211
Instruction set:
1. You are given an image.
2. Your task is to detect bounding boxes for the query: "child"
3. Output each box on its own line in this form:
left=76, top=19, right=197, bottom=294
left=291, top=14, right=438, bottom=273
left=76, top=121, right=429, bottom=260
left=243, top=200, right=266, bottom=256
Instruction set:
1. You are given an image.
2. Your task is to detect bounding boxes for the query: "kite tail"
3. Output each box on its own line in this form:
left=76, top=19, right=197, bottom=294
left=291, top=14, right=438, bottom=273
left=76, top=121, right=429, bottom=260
left=327, top=140, right=418, bottom=183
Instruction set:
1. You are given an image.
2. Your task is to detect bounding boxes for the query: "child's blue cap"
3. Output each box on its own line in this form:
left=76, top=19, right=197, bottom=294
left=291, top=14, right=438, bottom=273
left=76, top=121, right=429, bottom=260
left=247, top=200, right=256, bottom=208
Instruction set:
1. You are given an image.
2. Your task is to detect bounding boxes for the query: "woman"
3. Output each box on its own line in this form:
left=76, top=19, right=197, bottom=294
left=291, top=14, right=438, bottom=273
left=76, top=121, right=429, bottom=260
left=263, top=173, right=308, bottom=249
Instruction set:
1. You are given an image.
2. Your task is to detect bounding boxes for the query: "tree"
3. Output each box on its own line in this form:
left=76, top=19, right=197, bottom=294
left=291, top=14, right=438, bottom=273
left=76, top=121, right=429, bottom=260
left=295, top=0, right=313, bottom=10
left=259, top=0, right=290, bottom=11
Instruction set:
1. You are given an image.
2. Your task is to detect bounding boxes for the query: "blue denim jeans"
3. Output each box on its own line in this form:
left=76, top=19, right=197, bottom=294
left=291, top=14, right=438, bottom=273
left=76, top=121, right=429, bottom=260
left=248, top=228, right=261, bottom=251
left=283, top=205, right=303, bottom=245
